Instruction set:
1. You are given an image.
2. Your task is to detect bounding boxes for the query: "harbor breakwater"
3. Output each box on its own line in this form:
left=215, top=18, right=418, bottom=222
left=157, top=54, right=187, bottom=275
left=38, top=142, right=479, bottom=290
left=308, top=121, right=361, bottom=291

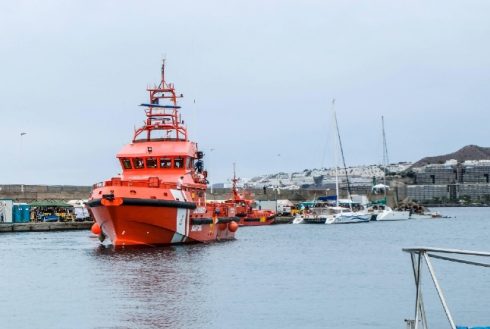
left=0, top=185, right=91, bottom=202
left=0, top=185, right=402, bottom=208
left=1, top=185, right=358, bottom=202
left=0, top=184, right=398, bottom=204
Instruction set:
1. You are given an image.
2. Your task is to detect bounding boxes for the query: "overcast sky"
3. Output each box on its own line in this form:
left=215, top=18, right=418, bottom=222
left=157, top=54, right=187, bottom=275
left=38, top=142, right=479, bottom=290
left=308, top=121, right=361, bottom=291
left=1, top=0, right=489, bottom=185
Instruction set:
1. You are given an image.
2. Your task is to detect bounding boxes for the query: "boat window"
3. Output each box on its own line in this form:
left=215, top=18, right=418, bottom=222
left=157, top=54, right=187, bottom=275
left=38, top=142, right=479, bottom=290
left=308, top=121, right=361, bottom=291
left=174, top=157, right=184, bottom=169
left=133, top=158, right=144, bottom=169
left=146, top=157, right=157, bottom=168
left=160, top=158, right=172, bottom=168
left=186, top=157, right=193, bottom=169
left=121, top=158, right=132, bottom=169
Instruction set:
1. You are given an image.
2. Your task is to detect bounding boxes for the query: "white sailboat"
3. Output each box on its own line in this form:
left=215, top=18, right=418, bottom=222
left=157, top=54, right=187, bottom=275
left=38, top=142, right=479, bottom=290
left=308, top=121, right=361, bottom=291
left=325, top=100, right=370, bottom=224
left=375, top=116, right=410, bottom=221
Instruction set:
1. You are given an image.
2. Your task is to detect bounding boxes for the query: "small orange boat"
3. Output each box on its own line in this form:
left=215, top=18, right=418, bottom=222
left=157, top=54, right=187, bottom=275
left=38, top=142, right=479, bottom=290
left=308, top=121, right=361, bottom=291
left=222, top=166, right=276, bottom=226
left=86, top=61, right=239, bottom=247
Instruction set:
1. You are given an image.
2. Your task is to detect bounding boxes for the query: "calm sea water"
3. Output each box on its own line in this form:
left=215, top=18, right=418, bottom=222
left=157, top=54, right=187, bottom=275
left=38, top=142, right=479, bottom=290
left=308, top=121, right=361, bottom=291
left=1, top=207, right=489, bottom=329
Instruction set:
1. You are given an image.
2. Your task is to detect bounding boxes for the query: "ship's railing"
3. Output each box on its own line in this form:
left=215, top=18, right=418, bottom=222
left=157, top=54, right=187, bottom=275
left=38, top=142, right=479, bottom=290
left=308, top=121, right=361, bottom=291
left=132, top=137, right=186, bottom=143
left=403, top=247, right=490, bottom=329
left=92, top=177, right=205, bottom=192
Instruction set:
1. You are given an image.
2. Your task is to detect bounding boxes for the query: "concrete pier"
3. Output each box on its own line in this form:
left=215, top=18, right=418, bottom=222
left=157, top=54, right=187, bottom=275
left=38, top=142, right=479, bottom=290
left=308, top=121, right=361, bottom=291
left=0, top=222, right=92, bottom=233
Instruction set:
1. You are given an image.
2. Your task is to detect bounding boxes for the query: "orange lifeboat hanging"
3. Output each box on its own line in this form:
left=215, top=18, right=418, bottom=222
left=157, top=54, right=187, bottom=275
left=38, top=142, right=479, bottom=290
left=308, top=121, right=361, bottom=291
left=86, top=61, right=239, bottom=247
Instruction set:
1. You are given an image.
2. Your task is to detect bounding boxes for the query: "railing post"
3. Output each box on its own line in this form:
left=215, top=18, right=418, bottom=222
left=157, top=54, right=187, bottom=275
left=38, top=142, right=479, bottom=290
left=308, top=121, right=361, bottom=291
left=423, top=253, right=456, bottom=329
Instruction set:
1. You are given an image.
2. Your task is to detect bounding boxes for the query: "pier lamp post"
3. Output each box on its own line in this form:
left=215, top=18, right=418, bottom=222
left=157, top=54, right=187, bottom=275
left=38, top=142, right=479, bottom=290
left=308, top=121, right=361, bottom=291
left=20, top=132, right=27, bottom=159
left=20, top=132, right=27, bottom=193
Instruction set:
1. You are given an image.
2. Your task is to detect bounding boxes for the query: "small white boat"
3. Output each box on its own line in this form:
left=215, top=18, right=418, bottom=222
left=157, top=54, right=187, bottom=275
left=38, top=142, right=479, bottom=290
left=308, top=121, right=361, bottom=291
left=376, top=206, right=410, bottom=221
left=371, top=117, right=411, bottom=222
left=292, top=215, right=304, bottom=224
left=410, top=211, right=442, bottom=220
left=302, top=204, right=336, bottom=224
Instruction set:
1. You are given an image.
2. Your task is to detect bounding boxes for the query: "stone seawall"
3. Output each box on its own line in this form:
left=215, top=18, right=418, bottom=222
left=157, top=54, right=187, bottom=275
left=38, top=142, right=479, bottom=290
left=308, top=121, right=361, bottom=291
left=206, top=188, right=322, bottom=201
left=207, top=187, right=380, bottom=201
left=0, top=185, right=92, bottom=202
left=0, top=185, right=349, bottom=202
left=207, top=187, right=399, bottom=207
left=0, top=184, right=399, bottom=207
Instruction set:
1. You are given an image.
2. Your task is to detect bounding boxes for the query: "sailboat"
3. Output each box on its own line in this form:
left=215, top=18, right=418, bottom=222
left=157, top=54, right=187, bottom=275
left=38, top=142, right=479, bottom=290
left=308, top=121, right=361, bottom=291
left=324, top=101, right=371, bottom=224
left=375, top=116, right=410, bottom=221
left=299, top=100, right=370, bottom=225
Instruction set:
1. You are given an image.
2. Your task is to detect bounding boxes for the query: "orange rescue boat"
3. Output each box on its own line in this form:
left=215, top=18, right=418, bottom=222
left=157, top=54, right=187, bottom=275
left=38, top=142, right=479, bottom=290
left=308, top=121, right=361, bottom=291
left=86, top=61, right=239, bottom=247
left=221, top=165, right=276, bottom=226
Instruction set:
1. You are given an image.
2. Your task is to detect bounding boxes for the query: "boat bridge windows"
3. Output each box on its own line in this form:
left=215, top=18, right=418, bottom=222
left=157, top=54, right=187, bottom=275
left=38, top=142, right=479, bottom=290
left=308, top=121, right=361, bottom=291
left=186, top=157, right=193, bottom=169
left=122, top=159, right=132, bottom=170
left=119, top=157, right=194, bottom=171
left=160, top=158, right=172, bottom=168
left=133, top=158, right=144, bottom=169
left=146, top=158, right=158, bottom=168
left=174, top=157, right=184, bottom=169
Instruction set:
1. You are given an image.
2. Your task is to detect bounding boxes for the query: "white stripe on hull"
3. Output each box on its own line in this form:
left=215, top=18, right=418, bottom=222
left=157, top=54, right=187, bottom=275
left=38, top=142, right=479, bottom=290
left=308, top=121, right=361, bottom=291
left=171, top=208, right=188, bottom=243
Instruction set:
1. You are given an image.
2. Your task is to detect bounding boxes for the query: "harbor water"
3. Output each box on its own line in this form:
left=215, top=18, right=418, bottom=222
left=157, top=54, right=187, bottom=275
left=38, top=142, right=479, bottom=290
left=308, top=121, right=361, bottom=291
left=1, top=207, right=489, bottom=329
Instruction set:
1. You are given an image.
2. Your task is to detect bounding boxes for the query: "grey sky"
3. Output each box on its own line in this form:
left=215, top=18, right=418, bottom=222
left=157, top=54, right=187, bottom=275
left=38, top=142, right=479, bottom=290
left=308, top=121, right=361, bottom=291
left=1, top=0, right=489, bottom=185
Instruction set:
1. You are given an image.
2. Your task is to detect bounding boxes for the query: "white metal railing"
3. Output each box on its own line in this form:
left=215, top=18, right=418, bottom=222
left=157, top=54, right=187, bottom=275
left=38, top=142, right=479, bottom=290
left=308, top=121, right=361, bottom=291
left=403, top=247, right=490, bottom=329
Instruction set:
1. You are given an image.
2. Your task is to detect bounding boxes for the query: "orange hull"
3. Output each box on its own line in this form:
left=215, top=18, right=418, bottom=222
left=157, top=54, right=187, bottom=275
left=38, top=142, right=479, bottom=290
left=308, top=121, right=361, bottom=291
left=87, top=197, right=237, bottom=247
left=238, top=215, right=275, bottom=226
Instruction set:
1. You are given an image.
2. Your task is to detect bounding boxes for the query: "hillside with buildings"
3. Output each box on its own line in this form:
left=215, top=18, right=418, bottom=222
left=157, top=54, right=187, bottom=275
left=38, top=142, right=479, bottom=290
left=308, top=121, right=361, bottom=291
left=238, top=144, right=490, bottom=205
left=411, top=145, right=490, bottom=167
left=244, top=163, right=412, bottom=190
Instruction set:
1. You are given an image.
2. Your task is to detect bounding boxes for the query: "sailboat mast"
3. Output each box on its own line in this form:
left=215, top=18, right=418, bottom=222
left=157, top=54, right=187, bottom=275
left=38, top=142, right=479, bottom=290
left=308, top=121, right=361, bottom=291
left=382, top=116, right=390, bottom=169
left=381, top=116, right=389, bottom=200
left=332, top=101, right=352, bottom=201
left=332, top=100, right=340, bottom=207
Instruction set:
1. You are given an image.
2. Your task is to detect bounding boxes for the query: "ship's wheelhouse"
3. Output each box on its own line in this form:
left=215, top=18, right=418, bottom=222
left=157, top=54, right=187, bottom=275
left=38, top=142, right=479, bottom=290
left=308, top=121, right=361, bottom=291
left=119, top=156, right=194, bottom=171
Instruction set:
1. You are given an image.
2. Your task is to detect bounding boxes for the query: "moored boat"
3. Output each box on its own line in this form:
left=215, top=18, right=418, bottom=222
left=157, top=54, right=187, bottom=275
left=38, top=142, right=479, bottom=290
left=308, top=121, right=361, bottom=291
left=371, top=117, right=410, bottom=222
left=322, top=100, right=370, bottom=225
left=302, top=202, right=334, bottom=224
left=220, top=165, right=276, bottom=226
left=86, top=61, right=239, bottom=247
left=374, top=205, right=410, bottom=221
left=325, top=207, right=371, bottom=224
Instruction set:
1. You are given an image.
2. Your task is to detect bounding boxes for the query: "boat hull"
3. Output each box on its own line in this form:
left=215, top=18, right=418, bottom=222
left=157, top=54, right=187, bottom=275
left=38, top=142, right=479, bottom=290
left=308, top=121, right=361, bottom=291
left=87, top=198, right=237, bottom=247
left=326, top=213, right=371, bottom=224
left=303, top=216, right=328, bottom=224
left=376, top=210, right=410, bottom=221
left=238, top=215, right=275, bottom=226
left=292, top=215, right=304, bottom=224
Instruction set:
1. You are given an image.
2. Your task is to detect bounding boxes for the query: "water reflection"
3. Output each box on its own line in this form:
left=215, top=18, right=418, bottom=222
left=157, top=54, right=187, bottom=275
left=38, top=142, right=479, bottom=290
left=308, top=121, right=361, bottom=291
left=2, top=208, right=490, bottom=329
left=90, top=244, right=216, bottom=329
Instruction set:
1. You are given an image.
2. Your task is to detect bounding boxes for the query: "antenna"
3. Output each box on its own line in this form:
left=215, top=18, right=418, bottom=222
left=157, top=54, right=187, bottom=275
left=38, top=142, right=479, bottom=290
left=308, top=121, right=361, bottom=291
left=232, top=162, right=240, bottom=200
left=160, top=57, right=166, bottom=88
